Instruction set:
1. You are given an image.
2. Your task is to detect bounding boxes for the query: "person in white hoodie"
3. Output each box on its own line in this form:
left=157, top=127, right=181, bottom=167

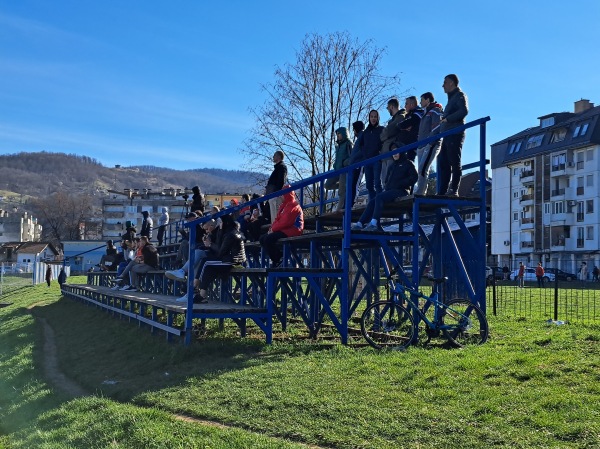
left=157, top=207, right=169, bottom=246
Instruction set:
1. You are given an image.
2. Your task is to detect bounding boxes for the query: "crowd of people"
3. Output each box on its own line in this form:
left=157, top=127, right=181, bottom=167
left=101, top=73, right=469, bottom=298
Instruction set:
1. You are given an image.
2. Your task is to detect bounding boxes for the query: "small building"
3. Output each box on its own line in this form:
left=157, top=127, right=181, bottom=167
left=62, top=240, right=108, bottom=274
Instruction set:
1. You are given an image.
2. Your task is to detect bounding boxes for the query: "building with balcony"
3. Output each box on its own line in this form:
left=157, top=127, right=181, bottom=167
left=491, top=99, right=600, bottom=273
left=0, top=210, right=42, bottom=243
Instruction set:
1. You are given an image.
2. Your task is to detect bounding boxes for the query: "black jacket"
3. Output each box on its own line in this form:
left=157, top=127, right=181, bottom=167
left=356, top=125, right=384, bottom=160
left=218, top=229, right=246, bottom=265
left=266, top=161, right=288, bottom=193
left=384, top=157, right=418, bottom=194
left=393, top=107, right=424, bottom=148
left=141, top=243, right=159, bottom=269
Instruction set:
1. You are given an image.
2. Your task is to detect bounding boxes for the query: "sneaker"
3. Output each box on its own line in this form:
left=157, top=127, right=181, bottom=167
left=350, top=222, right=363, bottom=231
left=120, top=285, right=135, bottom=291
left=110, top=284, right=122, bottom=290
left=175, top=294, right=189, bottom=303
left=165, top=269, right=186, bottom=282
left=445, top=189, right=459, bottom=197
left=193, top=293, right=209, bottom=304
left=363, top=224, right=380, bottom=232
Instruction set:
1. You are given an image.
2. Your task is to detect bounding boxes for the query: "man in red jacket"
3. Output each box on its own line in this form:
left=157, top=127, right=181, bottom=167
left=259, top=185, right=303, bottom=267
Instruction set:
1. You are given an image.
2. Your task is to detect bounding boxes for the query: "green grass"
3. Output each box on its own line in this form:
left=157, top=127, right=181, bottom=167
left=1, top=278, right=599, bottom=448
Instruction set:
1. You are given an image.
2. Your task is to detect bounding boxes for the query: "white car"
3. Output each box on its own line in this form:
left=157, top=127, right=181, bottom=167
left=511, top=268, right=555, bottom=283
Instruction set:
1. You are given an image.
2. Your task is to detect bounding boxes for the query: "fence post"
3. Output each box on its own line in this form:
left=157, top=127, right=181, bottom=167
left=553, top=275, right=559, bottom=321
left=492, top=274, right=497, bottom=316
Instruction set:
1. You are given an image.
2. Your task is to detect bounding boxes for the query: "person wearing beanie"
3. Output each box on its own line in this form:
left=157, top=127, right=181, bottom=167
left=351, top=151, right=417, bottom=232
left=356, top=110, right=384, bottom=200
left=140, top=210, right=153, bottom=239
left=325, top=127, right=353, bottom=211
left=157, top=206, right=169, bottom=246
left=415, top=92, right=444, bottom=195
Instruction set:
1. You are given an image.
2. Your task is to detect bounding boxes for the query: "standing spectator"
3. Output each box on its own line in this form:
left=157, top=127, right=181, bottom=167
left=438, top=74, right=469, bottom=196
left=190, top=186, right=205, bottom=214
left=259, top=186, right=304, bottom=267
left=415, top=92, right=444, bottom=195
left=357, top=110, right=384, bottom=200
left=346, top=120, right=365, bottom=207
left=579, top=262, right=588, bottom=281
left=140, top=211, right=153, bottom=239
left=535, top=262, right=545, bottom=288
left=391, top=96, right=423, bottom=161
left=265, top=150, right=288, bottom=224
left=157, top=207, right=169, bottom=246
left=517, top=262, right=525, bottom=288
left=58, top=267, right=67, bottom=288
left=593, top=265, right=599, bottom=282
left=502, top=265, right=510, bottom=280
left=380, top=98, right=407, bottom=185
left=325, top=127, right=353, bottom=211
left=45, top=264, right=52, bottom=287
left=351, top=151, right=418, bottom=232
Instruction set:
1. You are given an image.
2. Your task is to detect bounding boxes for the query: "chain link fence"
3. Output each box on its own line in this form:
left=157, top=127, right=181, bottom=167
left=0, top=262, right=34, bottom=298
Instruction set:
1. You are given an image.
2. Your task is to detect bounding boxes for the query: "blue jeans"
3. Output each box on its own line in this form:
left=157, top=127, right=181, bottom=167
left=363, top=162, right=382, bottom=200
left=359, top=189, right=404, bottom=224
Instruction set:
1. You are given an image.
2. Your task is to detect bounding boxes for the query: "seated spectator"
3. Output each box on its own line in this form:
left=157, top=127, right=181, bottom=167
left=351, top=151, right=418, bottom=232
left=188, top=214, right=246, bottom=304
left=175, top=229, right=189, bottom=267
left=116, top=239, right=136, bottom=277
left=112, top=238, right=144, bottom=290
left=259, top=185, right=304, bottom=267
left=99, top=240, right=119, bottom=271
left=117, top=236, right=159, bottom=292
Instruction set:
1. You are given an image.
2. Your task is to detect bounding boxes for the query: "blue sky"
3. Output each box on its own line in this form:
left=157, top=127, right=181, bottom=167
left=1, top=1, right=598, bottom=172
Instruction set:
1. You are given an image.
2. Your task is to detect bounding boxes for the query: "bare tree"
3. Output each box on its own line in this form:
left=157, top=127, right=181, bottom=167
left=243, top=32, right=404, bottom=194
left=30, top=191, right=95, bottom=244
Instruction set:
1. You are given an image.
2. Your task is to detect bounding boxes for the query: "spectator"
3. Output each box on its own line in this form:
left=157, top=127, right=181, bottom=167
left=116, top=239, right=136, bottom=278
left=351, top=151, right=418, bottom=232
left=391, top=96, right=423, bottom=161
left=593, top=265, right=599, bottom=282
left=113, top=238, right=145, bottom=290
left=502, top=265, right=510, bottom=280
left=58, top=268, right=67, bottom=287
left=265, top=151, right=288, bottom=224
left=517, top=262, right=525, bottom=288
left=346, top=120, right=365, bottom=208
left=357, top=110, right=384, bottom=200
left=190, top=214, right=247, bottom=304
left=190, top=186, right=205, bottom=214
left=415, top=92, right=444, bottom=195
left=124, top=236, right=159, bottom=292
left=380, top=98, right=406, bottom=185
left=99, top=240, right=119, bottom=271
left=325, top=127, right=353, bottom=212
left=157, top=207, right=169, bottom=246
left=579, top=262, right=588, bottom=281
left=535, top=262, right=545, bottom=288
left=438, top=74, right=469, bottom=196
left=240, top=193, right=251, bottom=215
left=45, top=264, right=52, bottom=287
left=140, top=210, right=153, bottom=239
left=210, top=206, right=222, bottom=228
left=165, top=213, right=210, bottom=282
left=122, top=222, right=137, bottom=242
left=259, top=185, right=304, bottom=267
left=175, top=229, right=190, bottom=267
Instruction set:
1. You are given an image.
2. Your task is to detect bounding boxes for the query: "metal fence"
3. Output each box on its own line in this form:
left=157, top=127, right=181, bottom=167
left=0, top=262, right=33, bottom=297
left=488, top=276, right=600, bottom=323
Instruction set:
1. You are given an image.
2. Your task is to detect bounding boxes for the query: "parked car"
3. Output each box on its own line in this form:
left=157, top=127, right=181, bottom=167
left=543, top=268, right=576, bottom=281
left=511, top=268, right=555, bottom=283
left=486, top=266, right=509, bottom=283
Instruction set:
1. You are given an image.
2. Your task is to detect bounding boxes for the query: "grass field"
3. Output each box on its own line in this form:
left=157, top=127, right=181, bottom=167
left=0, top=278, right=599, bottom=448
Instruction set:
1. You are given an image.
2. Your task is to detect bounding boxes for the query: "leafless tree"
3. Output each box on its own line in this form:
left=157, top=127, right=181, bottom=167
left=30, top=191, right=95, bottom=245
left=242, top=32, right=404, bottom=196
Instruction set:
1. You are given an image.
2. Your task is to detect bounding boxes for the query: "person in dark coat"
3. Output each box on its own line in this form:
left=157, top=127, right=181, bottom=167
left=356, top=110, right=384, bottom=200
left=45, top=265, right=52, bottom=287
left=58, top=268, right=67, bottom=287
left=351, top=151, right=418, bottom=232
left=140, top=211, right=153, bottom=239
left=190, top=186, right=205, bottom=214
left=192, top=214, right=246, bottom=304
left=265, top=151, right=288, bottom=223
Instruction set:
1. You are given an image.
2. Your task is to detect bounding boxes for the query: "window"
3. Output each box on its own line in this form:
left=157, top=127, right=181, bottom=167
left=587, top=174, right=594, bottom=187
left=541, top=117, right=555, bottom=128
left=587, top=226, right=594, bottom=240
left=587, top=200, right=594, bottom=214
left=573, top=126, right=581, bottom=137
left=582, top=123, right=589, bottom=135
left=513, top=190, right=520, bottom=199
left=513, top=212, right=519, bottom=221
left=526, top=134, right=544, bottom=149
left=553, top=201, right=565, bottom=214
left=577, top=227, right=585, bottom=248
left=587, top=149, right=594, bottom=161
left=550, top=128, right=567, bottom=143
left=544, top=203, right=551, bottom=214
left=513, top=168, right=519, bottom=176
left=574, top=123, right=589, bottom=138
left=551, top=153, right=566, bottom=171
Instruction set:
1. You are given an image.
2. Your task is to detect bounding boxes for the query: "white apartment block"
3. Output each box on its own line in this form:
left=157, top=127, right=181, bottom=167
left=491, top=99, right=600, bottom=273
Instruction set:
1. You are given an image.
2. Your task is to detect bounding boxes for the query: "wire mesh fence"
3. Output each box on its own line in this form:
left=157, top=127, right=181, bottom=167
left=488, top=277, right=600, bottom=323
left=0, top=262, right=34, bottom=298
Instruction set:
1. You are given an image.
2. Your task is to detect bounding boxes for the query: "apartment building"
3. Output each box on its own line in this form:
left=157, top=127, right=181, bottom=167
left=0, top=210, right=42, bottom=243
left=491, top=99, right=600, bottom=272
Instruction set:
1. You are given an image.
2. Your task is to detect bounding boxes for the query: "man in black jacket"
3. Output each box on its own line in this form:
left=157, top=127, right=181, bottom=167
left=391, top=96, right=423, bottom=160
left=351, top=151, right=418, bottom=232
left=438, top=74, right=469, bottom=196
left=265, top=151, right=288, bottom=223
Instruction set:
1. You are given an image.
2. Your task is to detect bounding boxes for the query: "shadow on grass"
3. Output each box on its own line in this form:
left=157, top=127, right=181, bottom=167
left=29, top=296, right=336, bottom=402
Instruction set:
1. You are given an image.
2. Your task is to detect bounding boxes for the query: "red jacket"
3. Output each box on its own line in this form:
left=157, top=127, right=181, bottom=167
left=271, top=190, right=304, bottom=237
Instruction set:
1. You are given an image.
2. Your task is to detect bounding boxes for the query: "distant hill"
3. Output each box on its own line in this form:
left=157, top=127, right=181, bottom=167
left=0, top=152, right=266, bottom=207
